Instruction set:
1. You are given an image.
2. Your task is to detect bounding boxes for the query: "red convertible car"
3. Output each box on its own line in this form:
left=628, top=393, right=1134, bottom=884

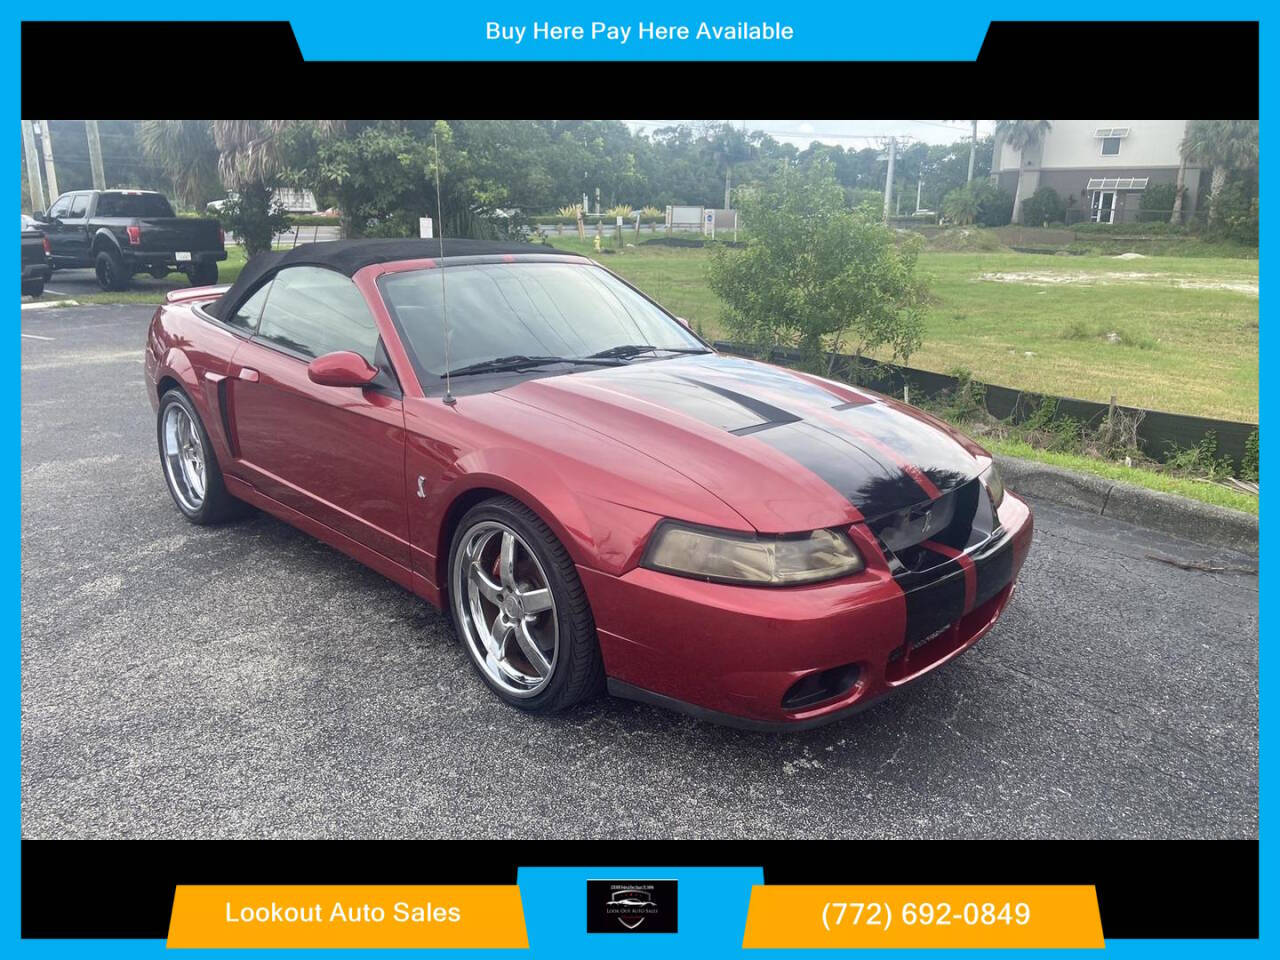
left=144, top=239, right=1032, bottom=730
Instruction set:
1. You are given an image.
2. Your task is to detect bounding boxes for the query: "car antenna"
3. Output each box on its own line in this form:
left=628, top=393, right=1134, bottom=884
left=434, top=128, right=456, bottom=406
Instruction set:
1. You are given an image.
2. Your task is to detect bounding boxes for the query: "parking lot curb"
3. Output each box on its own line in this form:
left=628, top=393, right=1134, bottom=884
left=995, top=455, right=1258, bottom=557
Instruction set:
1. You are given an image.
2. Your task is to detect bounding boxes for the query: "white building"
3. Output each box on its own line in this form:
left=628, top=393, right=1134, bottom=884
left=992, top=120, right=1203, bottom=224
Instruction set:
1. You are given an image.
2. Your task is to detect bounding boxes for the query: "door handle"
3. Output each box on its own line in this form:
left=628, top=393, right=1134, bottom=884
left=236, top=366, right=259, bottom=383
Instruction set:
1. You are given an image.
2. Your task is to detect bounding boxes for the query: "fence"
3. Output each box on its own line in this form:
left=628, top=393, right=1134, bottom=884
left=713, top=342, right=1258, bottom=472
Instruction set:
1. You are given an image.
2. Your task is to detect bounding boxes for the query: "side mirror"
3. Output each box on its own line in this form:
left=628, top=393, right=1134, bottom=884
left=31, top=210, right=45, bottom=221
left=307, top=350, right=379, bottom=388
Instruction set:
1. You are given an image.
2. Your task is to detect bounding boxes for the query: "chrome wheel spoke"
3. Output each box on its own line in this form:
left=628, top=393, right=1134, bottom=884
left=519, top=587, right=553, bottom=615
left=514, top=620, right=552, bottom=676
left=471, top=563, right=504, bottom=604
left=498, top=532, right=517, bottom=591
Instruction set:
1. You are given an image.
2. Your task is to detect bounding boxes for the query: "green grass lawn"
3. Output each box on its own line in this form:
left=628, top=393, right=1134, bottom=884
left=987, top=439, right=1258, bottom=515
left=68, top=234, right=1258, bottom=424
left=545, top=237, right=1259, bottom=422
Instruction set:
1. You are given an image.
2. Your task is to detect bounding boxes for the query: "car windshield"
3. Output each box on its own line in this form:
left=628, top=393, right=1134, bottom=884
left=95, top=192, right=175, bottom=218
left=379, top=260, right=706, bottom=378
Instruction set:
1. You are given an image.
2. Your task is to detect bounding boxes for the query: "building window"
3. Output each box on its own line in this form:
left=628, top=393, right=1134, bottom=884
left=1101, top=137, right=1122, bottom=156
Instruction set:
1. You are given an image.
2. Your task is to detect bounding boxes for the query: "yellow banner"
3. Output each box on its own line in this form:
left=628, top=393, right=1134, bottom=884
left=742, top=885, right=1103, bottom=949
left=167, top=885, right=528, bottom=949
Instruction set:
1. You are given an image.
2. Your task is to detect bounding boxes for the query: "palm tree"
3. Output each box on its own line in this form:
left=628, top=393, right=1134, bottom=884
left=139, top=120, right=220, bottom=211
left=1179, top=119, right=1259, bottom=226
left=993, top=120, right=1052, bottom=223
left=210, top=120, right=346, bottom=255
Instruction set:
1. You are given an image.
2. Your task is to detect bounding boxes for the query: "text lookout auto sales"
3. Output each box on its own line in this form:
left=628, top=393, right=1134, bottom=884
left=226, top=901, right=462, bottom=924
left=485, top=21, right=795, bottom=45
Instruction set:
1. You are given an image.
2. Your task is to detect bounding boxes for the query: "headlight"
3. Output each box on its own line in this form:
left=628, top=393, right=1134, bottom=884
left=982, top=462, right=1005, bottom=509
left=643, top=523, right=864, bottom=586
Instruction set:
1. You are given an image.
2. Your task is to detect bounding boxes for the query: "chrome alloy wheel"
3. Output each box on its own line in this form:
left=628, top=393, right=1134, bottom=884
left=161, top=403, right=207, bottom=512
left=452, top=521, right=559, bottom=697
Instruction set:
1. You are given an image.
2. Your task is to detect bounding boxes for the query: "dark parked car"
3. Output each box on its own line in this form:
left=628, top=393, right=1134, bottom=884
left=21, top=216, right=52, bottom=297
left=32, top=189, right=226, bottom=291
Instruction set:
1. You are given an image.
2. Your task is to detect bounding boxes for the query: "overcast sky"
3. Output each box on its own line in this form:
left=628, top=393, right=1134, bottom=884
left=626, top=119, right=996, bottom=147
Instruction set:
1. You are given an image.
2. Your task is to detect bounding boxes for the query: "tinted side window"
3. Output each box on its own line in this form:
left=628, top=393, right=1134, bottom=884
left=95, top=193, right=175, bottom=218
left=256, top=267, right=379, bottom=361
left=68, top=194, right=90, bottom=218
left=47, top=196, right=72, bottom=219
left=227, top=280, right=272, bottom=333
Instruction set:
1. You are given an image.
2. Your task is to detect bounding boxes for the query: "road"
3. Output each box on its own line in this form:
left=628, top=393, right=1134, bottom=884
left=21, top=304, right=1258, bottom=840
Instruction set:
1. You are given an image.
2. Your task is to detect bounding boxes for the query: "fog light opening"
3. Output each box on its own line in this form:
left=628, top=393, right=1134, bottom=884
left=781, top=663, right=861, bottom=711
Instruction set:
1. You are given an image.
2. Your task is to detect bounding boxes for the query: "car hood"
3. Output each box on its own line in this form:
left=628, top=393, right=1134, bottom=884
left=503, top=353, right=989, bottom=533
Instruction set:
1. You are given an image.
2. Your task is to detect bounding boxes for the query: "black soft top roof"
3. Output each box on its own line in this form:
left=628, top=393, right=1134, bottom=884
left=207, top=238, right=570, bottom=320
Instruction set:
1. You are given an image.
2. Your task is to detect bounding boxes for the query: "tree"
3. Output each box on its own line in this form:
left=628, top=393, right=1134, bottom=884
left=708, top=162, right=927, bottom=374
left=212, top=120, right=345, bottom=255
left=139, top=120, right=221, bottom=211
left=1180, top=119, right=1259, bottom=227
left=993, top=120, right=1052, bottom=223
left=704, top=123, right=752, bottom=209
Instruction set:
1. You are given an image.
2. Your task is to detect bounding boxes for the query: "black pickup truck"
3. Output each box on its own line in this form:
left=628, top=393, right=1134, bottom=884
left=21, top=216, right=53, bottom=297
left=32, top=189, right=226, bottom=291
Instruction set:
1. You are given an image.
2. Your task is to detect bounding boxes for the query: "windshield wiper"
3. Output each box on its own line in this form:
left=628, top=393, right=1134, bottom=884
left=585, top=343, right=713, bottom=361
left=443, top=355, right=624, bottom=378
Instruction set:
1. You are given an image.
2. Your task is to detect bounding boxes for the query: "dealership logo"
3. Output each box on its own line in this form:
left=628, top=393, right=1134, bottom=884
left=586, top=880, right=677, bottom=933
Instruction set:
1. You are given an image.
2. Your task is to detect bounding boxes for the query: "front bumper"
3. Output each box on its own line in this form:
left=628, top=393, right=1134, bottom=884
left=582, top=492, right=1033, bottom=729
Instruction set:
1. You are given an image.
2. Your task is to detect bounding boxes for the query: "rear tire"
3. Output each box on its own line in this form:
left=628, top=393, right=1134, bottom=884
left=191, top=260, right=219, bottom=286
left=156, top=388, right=246, bottom=524
left=21, top=280, right=44, bottom=297
left=95, top=249, right=129, bottom=291
left=447, top=496, right=605, bottom=714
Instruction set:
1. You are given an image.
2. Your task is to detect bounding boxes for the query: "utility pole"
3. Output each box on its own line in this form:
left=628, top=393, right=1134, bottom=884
left=22, top=120, right=46, bottom=212
left=85, top=119, right=106, bottom=189
left=967, top=119, right=978, bottom=183
left=882, top=136, right=896, bottom=223
left=38, top=120, right=58, bottom=198
left=916, top=176, right=923, bottom=213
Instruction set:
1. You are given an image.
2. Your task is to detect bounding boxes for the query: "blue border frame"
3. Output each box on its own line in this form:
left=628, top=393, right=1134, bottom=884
left=11, top=7, right=1268, bottom=958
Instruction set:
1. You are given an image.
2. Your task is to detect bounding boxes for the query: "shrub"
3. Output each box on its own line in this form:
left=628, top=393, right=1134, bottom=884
left=1241, top=430, right=1260, bottom=482
left=971, top=182, right=1014, bottom=227
left=942, top=185, right=980, bottom=225
left=1138, top=181, right=1182, bottom=223
left=707, top=161, right=928, bottom=374
left=212, top=184, right=291, bottom=256
left=1021, top=186, right=1065, bottom=227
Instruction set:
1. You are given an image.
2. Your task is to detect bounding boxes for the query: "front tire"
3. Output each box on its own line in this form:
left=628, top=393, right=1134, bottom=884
left=156, top=388, right=244, bottom=524
left=95, top=249, right=129, bottom=291
left=448, top=496, right=604, bottom=713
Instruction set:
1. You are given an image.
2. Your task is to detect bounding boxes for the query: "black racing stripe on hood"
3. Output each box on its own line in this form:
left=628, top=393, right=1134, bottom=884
left=672, top=376, right=802, bottom=433
left=747, top=420, right=937, bottom=519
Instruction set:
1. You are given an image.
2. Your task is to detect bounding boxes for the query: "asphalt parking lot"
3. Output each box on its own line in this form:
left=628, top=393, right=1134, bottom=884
left=21, top=304, right=1258, bottom=840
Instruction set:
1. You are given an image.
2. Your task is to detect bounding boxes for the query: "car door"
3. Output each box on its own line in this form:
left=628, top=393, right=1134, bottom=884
left=42, top=194, right=74, bottom=265
left=60, top=192, right=93, bottom=265
left=225, top=265, right=410, bottom=567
